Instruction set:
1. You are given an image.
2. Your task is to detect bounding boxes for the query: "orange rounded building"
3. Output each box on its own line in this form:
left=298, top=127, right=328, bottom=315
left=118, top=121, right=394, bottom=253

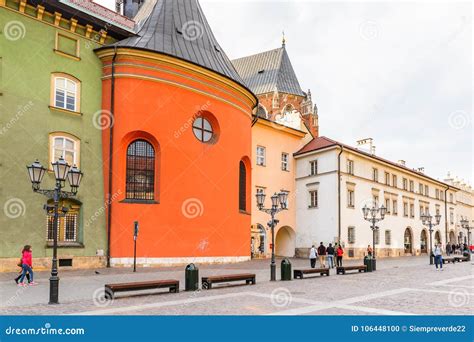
left=95, top=0, right=257, bottom=266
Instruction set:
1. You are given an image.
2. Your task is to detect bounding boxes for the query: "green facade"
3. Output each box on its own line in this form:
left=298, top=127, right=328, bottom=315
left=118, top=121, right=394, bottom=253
left=0, top=2, right=116, bottom=267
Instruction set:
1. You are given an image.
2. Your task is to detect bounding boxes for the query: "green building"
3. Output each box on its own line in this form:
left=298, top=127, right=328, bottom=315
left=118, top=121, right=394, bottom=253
left=0, top=0, right=133, bottom=271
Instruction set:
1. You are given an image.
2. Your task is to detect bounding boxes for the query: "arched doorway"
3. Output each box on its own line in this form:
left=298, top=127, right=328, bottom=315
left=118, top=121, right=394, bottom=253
left=275, top=226, right=295, bottom=257
left=434, top=231, right=441, bottom=245
left=250, top=224, right=266, bottom=258
left=420, top=229, right=428, bottom=253
left=449, top=231, right=455, bottom=244
left=404, top=228, right=413, bottom=254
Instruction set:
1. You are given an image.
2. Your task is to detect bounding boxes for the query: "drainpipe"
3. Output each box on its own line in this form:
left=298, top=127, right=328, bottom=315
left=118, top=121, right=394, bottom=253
left=106, top=46, right=118, bottom=268
left=444, top=186, right=450, bottom=244
left=337, top=145, right=343, bottom=242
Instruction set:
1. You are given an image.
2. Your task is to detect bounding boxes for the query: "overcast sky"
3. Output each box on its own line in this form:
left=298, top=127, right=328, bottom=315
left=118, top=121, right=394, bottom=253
left=98, top=0, right=472, bottom=184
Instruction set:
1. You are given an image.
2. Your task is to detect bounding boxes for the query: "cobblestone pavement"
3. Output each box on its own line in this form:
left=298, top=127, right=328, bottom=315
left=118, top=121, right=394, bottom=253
left=0, top=256, right=472, bottom=315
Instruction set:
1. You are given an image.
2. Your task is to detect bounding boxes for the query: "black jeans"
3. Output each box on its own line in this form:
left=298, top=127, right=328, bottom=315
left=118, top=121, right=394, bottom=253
left=15, top=272, right=30, bottom=283
left=310, top=258, right=316, bottom=268
left=336, top=256, right=343, bottom=267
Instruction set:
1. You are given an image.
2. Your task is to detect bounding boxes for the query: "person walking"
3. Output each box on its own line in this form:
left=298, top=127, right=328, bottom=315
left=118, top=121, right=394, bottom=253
left=317, top=242, right=326, bottom=268
left=433, top=244, right=443, bottom=271
left=336, top=245, right=344, bottom=267
left=309, top=245, right=317, bottom=268
left=326, top=243, right=335, bottom=268
left=446, top=243, right=452, bottom=256
left=18, top=245, right=37, bottom=286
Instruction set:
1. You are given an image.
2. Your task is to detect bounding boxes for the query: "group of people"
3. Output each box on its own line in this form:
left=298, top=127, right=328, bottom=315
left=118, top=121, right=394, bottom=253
left=309, top=242, right=344, bottom=269
left=445, top=243, right=470, bottom=256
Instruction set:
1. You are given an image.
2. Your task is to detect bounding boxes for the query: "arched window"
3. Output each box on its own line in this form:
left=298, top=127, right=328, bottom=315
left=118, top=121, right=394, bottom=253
left=256, top=105, right=267, bottom=119
left=49, top=132, right=80, bottom=167
left=126, top=139, right=155, bottom=200
left=420, top=230, right=428, bottom=253
left=239, top=160, right=246, bottom=211
left=51, top=73, right=81, bottom=112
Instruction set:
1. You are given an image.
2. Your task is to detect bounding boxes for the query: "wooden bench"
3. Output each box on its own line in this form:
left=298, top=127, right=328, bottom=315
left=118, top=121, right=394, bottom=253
left=294, top=268, right=330, bottom=279
left=201, top=273, right=256, bottom=289
left=443, top=257, right=457, bottom=264
left=454, top=256, right=469, bottom=262
left=104, top=279, right=179, bottom=299
left=336, top=265, right=367, bottom=275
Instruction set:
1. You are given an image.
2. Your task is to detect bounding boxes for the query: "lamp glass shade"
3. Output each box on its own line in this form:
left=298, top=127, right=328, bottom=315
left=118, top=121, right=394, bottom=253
left=52, top=156, right=70, bottom=182
left=380, top=205, right=387, bottom=217
left=271, top=193, right=279, bottom=207
left=460, top=217, right=468, bottom=227
left=26, top=160, right=46, bottom=188
left=256, top=192, right=266, bottom=208
left=67, top=165, right=83, bottom=192
left=279, top=192, right=288, bottom=209
left=362, top=205, right=369, bottom=218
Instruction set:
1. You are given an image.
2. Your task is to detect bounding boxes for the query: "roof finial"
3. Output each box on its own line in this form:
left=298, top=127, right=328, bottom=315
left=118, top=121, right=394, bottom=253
left=282, top=30, right=286, bottom=47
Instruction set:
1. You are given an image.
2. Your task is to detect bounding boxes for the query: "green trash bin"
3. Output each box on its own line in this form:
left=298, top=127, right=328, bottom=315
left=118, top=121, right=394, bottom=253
left=281, top=258, right=292, bottom=281
left=364, top=256, right=373, bottom=272
left=185, top=263, right=199, bottom=291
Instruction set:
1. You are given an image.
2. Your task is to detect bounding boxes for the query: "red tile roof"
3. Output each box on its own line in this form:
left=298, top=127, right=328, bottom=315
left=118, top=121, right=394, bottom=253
left=295, top=136, right=459, bottom=190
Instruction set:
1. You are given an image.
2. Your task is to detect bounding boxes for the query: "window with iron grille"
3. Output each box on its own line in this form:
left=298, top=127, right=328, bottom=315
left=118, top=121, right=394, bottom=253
left=239, top=161, right=247, bottom=211
left=46, top=206, right=79, bottom=242
left=126, top=140, right=155, bottom=200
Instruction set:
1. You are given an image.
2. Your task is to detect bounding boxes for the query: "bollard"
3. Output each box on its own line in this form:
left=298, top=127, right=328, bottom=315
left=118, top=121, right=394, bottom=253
left=185, top=263, right=199, bottom=291
left=281, top=258, right=292, bottom=281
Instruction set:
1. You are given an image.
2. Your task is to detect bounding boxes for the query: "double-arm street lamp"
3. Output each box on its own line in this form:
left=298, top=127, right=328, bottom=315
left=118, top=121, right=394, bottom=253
left=362, top=204, right=386, bottom=261
left=256, top=192, right=288, bottom=281
left=421, top=212, right=441, bottom=265
left=26, top=157, right=83, bottom=304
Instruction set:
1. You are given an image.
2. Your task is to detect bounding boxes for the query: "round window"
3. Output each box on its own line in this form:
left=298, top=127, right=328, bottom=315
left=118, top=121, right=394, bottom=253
left=192, top=117, right=214, bottom=143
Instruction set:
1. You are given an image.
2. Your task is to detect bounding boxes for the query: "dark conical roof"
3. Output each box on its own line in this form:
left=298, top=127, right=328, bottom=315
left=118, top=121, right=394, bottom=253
left=232, top=47, right=304, bottom=96
left=112, top=0, right=246, bottom=87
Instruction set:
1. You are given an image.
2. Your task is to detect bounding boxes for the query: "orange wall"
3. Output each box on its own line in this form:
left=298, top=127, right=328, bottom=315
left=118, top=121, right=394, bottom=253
left=99, top=51, right=255, bottom=260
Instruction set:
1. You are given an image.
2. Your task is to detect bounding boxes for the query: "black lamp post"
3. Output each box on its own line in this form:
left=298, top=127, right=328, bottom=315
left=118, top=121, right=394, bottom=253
left=460, top=216, right=472, bottom=258
left=256, top=191, right=288, bottom=281
left=421, top=212, right=441, bottom=265
left=26, top=157, right=83, bottom=304
left=362, top=204, right=386, bottom=266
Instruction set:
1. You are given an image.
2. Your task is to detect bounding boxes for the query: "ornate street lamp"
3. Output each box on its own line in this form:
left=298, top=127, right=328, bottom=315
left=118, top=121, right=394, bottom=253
left=26, top=157, right=83, bottom=304
left=421, top=211, right=441, bottom=265
left=460, top=216, right=472, bottom=258
left=362, top=204, right=386, bottom=270
left=256, top=192, right=288, bottom=281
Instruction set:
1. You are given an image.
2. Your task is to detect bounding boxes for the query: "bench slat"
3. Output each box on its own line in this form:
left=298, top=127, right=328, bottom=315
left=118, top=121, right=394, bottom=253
left=201, top=273, right=256, bottom=290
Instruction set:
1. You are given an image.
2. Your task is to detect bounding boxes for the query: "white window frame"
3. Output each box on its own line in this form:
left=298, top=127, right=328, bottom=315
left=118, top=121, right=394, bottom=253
left=309, top=190, right=318, bottom=208
left=372, top=168, right=378, bottom=182
left=347, top=189, right=355, bottom=208
left=281, top=153, right=289, bottom=171
left=310, top=160, right=318, bottom=176
left=256, top=146, right=266, bottom=166
left=49, top=133, right=80, bottom=168
left=385, top=230, right=391, bottom=245
left=392, top=200, right=398, bottom=215
left=348, top=226, right=355, bottom=244
left=54, top=76, right=78, bottom=111
left=347, top=160, right=354, bottom=175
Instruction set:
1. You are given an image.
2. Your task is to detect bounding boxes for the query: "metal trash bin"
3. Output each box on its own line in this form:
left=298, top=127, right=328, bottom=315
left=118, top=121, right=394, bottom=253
left=281, top=258, right=292, bottom=281
left=185, top=263, right=199, bottom=291
left=364, top=256, right=373, bottom=272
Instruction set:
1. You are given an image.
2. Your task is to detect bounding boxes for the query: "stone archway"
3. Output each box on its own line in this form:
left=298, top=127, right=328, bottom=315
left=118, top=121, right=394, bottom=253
left=449, top=231, right=455, bottom=244
left=275, top=226, right=296, bottom=257
left=404, top=227, right=413, bottom=254
left=420, top=229, right=428, bottom=253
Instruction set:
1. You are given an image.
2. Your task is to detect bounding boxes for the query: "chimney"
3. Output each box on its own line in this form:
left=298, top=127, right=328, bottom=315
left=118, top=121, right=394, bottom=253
left=123, top=0, right=142, bottom=18
left=417, top=167, right=425, bottom=173
left=356, top=138, right=375, bottom=155
left=398, top=160, right=406, bottom=166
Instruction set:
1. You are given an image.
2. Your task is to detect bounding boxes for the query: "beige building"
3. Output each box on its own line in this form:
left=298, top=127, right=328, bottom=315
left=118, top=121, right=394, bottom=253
left=295, top=137, right=462, bottom=258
